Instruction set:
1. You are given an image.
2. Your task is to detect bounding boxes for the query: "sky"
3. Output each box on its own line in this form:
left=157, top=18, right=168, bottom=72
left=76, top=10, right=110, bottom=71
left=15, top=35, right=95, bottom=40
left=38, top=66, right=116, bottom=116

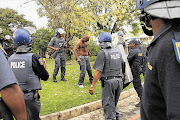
left=0, top=0, right=48, bottom=29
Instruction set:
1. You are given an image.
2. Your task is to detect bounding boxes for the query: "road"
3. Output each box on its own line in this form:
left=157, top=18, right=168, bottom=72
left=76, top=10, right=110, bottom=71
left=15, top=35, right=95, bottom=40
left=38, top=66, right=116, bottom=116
left=69, top=94, right=140, bottom=120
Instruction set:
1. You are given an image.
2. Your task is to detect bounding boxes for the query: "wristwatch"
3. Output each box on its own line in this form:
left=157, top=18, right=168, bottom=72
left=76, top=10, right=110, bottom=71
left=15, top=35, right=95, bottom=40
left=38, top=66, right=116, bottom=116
left=90, top=85, right=94, bottom=88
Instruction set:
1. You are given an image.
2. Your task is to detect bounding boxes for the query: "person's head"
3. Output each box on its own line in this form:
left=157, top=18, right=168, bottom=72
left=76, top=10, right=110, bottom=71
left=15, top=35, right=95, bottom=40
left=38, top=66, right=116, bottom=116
left=13, top=28, right=33, bottom=46
left=55, top=28, right=66, bottom=38
left=82, top=35, right=90, bottom=42
left=4, top=35, right=12, bottom=42
left=129, top=39, right=139, bottom=49
left=136, top=0, right=180, bottom=36
left=117, top=31, right=124, bottom=40
left=98, top=32, right=112, bottom=49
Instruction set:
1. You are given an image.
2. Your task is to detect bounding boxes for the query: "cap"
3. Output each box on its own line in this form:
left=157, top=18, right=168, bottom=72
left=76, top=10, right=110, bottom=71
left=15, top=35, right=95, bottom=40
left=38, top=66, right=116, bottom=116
left=129, top=39, right=139, bottom=45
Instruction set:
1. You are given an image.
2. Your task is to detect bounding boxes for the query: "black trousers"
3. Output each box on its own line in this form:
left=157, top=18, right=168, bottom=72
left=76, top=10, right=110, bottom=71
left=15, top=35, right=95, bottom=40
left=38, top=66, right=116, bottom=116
left=131, top=65, right=143, bottom=99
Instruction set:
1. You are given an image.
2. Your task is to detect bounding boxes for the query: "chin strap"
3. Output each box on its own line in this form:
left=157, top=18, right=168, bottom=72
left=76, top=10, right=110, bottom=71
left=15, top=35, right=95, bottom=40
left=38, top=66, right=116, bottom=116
left=140, top=11, right=153, bottom=36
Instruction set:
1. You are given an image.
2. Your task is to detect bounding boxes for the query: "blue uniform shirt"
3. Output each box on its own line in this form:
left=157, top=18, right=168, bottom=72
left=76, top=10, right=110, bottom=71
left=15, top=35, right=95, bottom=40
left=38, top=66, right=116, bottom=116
left=0, top=47, right=18, bottom=90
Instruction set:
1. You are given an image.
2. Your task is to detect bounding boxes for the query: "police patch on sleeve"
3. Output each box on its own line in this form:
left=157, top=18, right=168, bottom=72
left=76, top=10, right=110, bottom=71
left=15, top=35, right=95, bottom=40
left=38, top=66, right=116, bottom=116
left=172, top=32, right=180, bottom=64
left=172, top=39, right=180, bottom=63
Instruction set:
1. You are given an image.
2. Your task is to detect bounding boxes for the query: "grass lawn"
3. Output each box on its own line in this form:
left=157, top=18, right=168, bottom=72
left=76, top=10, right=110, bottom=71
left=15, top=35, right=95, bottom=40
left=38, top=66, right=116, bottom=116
left=39, top=56, right=144, bottom=115
left=40, top=57, right=101, bottom=115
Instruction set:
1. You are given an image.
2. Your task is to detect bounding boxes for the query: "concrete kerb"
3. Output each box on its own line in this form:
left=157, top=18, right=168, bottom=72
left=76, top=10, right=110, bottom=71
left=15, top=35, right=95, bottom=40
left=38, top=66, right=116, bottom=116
left=40, top=88, right=137, bottom=120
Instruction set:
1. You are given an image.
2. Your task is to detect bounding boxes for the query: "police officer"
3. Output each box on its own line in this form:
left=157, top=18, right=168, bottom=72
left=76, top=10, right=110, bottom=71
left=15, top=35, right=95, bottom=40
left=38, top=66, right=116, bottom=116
left=89, top=32, right=125, bottom=120
left=127, top=39, right=143, bottom=107
left=3, top=35, right=15, bottom=58
left=48, top=28, right=67, bottom=82
left=0, top=44, right=27, bottom=119
left=8, top=28, right=49, bottom=120
left=136, top=0, right=180, bottom=119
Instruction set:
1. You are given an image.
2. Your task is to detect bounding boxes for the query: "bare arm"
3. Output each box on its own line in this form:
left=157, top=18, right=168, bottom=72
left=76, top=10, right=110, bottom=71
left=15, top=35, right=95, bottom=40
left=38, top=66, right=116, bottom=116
left=1, top=84, right=27, bottom=120
left=87, top=49, right=92, bottom=57
left=89, top=70, right=101, bottom=95
left=48, top=46, right=59, bottom=51
left=73, top=41, right=81, bottom=62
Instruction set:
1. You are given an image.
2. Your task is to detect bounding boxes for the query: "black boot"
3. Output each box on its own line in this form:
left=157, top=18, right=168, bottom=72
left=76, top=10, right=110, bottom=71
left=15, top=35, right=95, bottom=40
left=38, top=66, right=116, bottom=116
left=135, top=101, right=141, bottom=107
left=53, top=76, right=57, bottom=83
left=61, top=77, right=67, bottom=82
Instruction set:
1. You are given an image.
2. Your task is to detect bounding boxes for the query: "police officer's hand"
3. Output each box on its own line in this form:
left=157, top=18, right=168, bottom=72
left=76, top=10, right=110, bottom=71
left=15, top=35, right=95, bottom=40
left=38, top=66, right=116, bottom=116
left=54, top=48, right=60, bottom=51
left=10, top=44, right=14, bottom=48
left=89, top=87, right=94, bottom=95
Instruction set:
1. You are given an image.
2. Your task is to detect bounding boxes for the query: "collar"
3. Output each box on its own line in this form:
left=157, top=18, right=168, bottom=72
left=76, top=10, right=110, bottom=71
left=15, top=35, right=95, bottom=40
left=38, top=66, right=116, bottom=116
left=150, top=23, right=172, bottom=45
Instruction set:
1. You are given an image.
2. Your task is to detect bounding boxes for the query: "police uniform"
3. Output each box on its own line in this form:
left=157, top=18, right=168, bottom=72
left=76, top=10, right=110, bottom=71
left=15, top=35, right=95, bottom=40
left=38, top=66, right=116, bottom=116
left=127, top=46, right=143, bottom=99
left=48, top=36, right=66, bottom=81
left=141, top=23, right=180, bottom=119
left=3, top=40, right=15, bottom=58
left=93, top=47, right=124, bottom=120
left=8, top=49, right=49, bottom=120
left=0, top=47, right=18, bottom=119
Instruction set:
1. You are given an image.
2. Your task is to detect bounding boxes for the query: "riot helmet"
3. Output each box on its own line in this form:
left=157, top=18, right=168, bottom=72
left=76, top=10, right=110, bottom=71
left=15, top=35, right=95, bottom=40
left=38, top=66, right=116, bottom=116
left=55, top=28, right=66, bottom=36
left=13, top=28, right=33, bottom=46
left=4, top=35, right=12, bottom=41
left=136, top=0, right=180, bottom=36
left=98, top=32, right=112, bottom=43
left=117, top=31, right=124, bottom=37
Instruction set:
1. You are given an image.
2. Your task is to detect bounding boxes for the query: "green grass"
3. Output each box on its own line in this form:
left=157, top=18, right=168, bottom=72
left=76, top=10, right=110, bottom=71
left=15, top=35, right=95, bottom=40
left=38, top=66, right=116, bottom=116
left=39, top=58, right=144, bottom=115
left=40, top=57, right=102, bottom=115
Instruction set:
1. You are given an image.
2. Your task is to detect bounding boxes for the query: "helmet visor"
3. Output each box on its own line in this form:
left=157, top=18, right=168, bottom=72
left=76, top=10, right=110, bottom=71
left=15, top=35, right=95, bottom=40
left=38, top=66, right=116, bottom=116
left=136, top=0, right=159, bottom=9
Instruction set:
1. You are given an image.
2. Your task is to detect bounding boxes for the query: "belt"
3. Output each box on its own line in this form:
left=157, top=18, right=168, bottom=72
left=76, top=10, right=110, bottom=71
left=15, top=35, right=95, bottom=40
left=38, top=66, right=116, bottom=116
left=78, top=56, right=88, bottom=58
left=23, top=90, right=36, bottom=94
left=101, top=76, right=121, bottom=80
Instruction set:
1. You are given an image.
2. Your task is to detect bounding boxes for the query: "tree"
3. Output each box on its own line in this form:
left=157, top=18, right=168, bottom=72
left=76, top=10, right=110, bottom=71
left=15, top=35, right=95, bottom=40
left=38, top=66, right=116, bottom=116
left=32, top=28, right=53, bottom=57
left=36, top=0, right=141, bottom=38
left=0, top=8, right=35, bottom=43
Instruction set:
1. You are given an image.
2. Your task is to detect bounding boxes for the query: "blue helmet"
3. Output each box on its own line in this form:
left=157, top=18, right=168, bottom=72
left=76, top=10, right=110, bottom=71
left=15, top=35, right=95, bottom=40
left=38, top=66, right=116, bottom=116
left=13, top=28, right=33, bottom=46
left=98, top=32, right=112, bottom=43
left=136, top=0, right=158, bottom=10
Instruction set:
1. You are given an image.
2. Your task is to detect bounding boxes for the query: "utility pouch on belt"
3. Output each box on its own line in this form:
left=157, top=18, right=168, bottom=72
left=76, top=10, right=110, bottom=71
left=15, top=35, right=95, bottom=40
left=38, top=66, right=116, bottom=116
left=100, top=77, right=106, bottom=88
left=33, top=90, right=39, bottom=99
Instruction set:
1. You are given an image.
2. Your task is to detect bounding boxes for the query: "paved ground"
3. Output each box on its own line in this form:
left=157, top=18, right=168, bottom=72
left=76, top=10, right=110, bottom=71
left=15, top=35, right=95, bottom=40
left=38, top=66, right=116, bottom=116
left=69, top=94, right=140, bottom=120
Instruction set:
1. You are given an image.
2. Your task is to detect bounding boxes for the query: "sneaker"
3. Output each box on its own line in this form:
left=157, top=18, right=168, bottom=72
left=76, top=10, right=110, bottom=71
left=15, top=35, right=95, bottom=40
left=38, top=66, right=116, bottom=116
left=53, top=80, right=57, bottom=83
left=61, top=78, right=67, bottom=82
left=79, top=85, right=84, bottom=88
left=135, top=101, right=141, bottom=107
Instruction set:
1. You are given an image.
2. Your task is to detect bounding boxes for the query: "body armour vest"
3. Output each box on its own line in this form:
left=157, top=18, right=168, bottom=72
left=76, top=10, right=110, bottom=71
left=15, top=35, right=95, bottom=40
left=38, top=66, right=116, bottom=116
left=100, top=47, right=123, bottom=78
left=53, top=36, right=65, bottom=53
left=8, top=53, right=41, bottom=91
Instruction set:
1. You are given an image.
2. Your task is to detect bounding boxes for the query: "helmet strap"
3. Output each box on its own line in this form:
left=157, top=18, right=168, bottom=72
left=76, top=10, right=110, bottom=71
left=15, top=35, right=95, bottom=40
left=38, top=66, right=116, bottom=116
left=140, top=11, right=153, bottom=36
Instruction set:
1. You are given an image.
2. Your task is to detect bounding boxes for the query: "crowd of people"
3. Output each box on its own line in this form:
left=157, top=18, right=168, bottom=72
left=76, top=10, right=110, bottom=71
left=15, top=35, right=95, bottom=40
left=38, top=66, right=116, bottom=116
left=1, top=0, right=180, bottom=119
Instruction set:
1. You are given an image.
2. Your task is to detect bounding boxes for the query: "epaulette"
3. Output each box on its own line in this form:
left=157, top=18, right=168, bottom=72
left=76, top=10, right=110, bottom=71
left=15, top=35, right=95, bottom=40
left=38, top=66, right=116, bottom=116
left=172, top=32, right=180, bottom=63
left=0, top=44, right=7, bottom=56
